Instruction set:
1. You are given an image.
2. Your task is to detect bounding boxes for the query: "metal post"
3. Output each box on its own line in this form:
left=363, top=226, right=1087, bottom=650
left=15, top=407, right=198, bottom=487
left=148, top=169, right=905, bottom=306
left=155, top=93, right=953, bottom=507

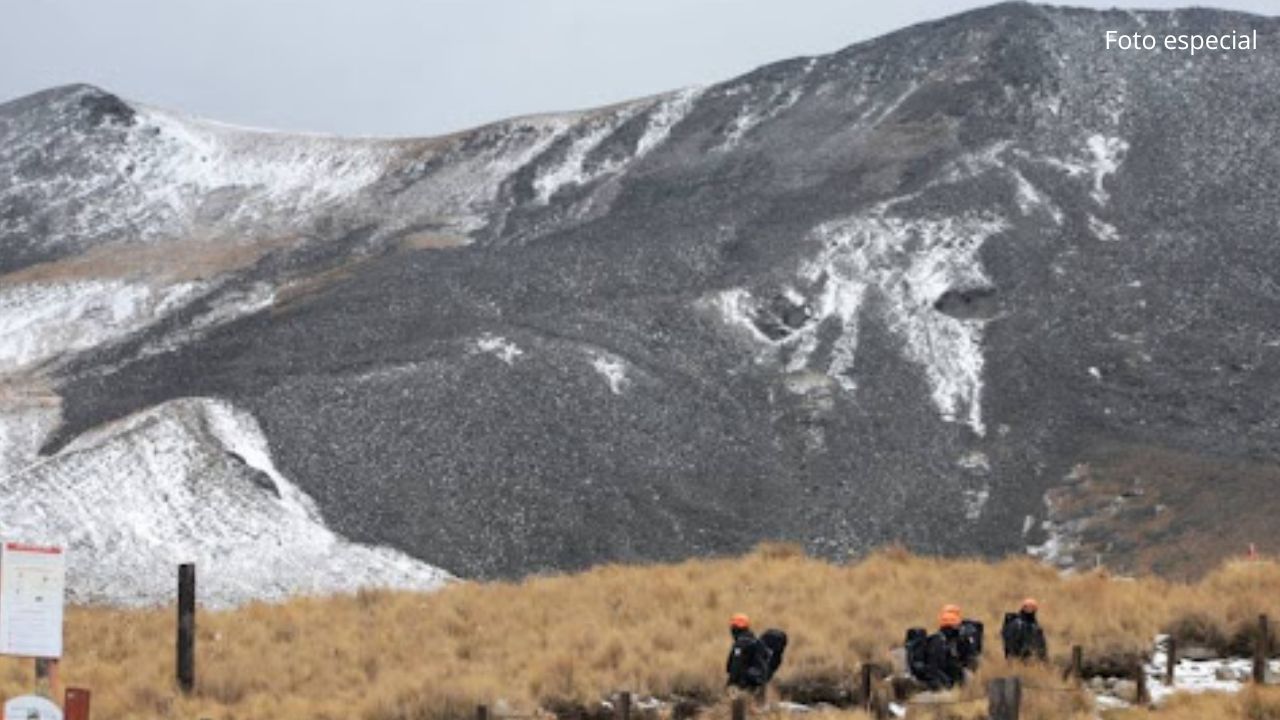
left=619, top=691, right=631, bottom=720
left=1165, top=637, right=1177, bottom=686
left=1072, top=645, right=1083, bottom=685
left=177, top=563, right=196, bottom=693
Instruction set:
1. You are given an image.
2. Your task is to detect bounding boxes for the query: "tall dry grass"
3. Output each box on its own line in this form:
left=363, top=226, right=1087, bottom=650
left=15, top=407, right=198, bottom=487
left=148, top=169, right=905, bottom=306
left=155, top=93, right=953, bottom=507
left=0, top=546, right=1277, bottom=719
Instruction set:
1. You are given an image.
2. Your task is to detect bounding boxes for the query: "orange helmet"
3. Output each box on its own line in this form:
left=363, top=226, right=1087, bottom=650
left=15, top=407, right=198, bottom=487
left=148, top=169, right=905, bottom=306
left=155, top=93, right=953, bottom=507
left=939, top=608, right=962, bottom=629
left=1021, top=597, right=1039, bottom=613
left=730, top=613, right=751, bottom=630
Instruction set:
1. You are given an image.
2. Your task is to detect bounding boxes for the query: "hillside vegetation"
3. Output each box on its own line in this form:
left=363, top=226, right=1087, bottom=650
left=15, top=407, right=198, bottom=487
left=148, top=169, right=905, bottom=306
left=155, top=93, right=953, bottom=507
left=3, top=546, right=1278, bottom=720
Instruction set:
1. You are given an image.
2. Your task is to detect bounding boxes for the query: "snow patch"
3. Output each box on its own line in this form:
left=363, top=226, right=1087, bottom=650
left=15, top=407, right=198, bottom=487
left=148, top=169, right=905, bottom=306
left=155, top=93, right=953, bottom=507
left=475, top=333, right=524, bottom=365
left=0, top=280, right=203, bottom=375
left=1086, top=134, right=1128, bottom=205
left=589, top=353, right=631, bottom=395
left=1089, top=214, right=1121, bottom=242
left=958, top=451, right=991, bottom=473
left=635, top=87, right=703, bottom=157
left=0, top=398, right=450, bottom=607
left=531, top=107, right=644, bottom=203
left=796, top=211, right=1007, bottom=435
left=963, top=485, right=991, bottom=521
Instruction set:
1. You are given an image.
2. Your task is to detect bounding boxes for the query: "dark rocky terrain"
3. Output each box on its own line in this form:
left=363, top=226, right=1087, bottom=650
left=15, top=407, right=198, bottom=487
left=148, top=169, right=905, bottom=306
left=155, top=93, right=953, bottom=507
left=3, top=2, right=1279, bottom=591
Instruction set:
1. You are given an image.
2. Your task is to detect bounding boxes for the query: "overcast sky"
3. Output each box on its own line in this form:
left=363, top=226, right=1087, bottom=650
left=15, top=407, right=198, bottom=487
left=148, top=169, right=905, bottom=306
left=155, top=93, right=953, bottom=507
left=2, top=0, right=1276, bottom=137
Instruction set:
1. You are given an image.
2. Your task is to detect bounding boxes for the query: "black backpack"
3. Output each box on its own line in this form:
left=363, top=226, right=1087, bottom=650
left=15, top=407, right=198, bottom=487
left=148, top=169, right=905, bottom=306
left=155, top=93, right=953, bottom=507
left=904, top=627, right=930, bottom=679
left=728, top=633, right=771, bottom=688
left=1001, top=613, right=1047, bottom=660
left=760, top=629, right=788, bottom=680
left=1001, top=613, right=1025, bottom=657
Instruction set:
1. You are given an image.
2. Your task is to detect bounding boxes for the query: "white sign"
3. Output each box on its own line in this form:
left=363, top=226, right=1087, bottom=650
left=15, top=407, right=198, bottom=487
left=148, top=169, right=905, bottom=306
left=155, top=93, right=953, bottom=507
left=0, top=543, right=65, bottom=658
left=3, top=695, right=62, bottom=720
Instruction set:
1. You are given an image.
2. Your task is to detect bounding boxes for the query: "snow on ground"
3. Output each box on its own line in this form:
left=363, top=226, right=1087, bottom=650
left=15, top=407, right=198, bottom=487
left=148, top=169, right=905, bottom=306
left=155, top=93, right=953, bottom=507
left=962, top=485, right=991, bottom=520
left=474, top=333, right=524, bottom=365
left=1089, top=214, right=1122, bottom=242
left=0, top=397, right=450, bottom=607
left=718, top=61, right=815, bottom=151
left=136, top=282, right=276, bottom=359
left=589, top=353, right=631, bottom=395
left=0, top=280, right=204, bottom=375
left=134, top=106, right=394, bottom=219
left=532, top=109, right=639, bottom=203
left=635, top=87, right=703, bottom=157
left=707, top=209, right=1004, bottom=436
left=0, top=86, right=398, bottom=254
left=1086, top=134, right=1128, bottom=206
left=797, top=211, right=1006, bottom=435
left=400, top=114, right=576, bottom=233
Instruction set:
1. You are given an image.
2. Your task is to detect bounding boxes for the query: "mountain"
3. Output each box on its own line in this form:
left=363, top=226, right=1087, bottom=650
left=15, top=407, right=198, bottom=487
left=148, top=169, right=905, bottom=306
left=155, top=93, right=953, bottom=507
left=3, top=3, right=1279, bottom=600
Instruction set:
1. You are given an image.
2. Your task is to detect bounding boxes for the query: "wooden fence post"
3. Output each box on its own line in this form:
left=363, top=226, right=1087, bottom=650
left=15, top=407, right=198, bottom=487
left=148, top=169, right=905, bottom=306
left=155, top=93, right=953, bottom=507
left=1135, top=659, right=1149, bottom=705
left=65, top=688, right=91, bottom=720
left=1255, top=614, right=1270, bottom=684
left=34, top=657, right=57, bottom=699
left=1165, top=637, right=1177, bottom=686
left=860, top=663, right=874, bottom=710
left=177, top=563, right=196, bottom=693
left=731, top=696, right=746, bottom=720
left=618, top=691, right=631, bottom=720
left=987, top=677, right=1021, bottom=720
left=1071, top=645, right=1083, bottom=685
left=476, top=705, right=489, bottom=720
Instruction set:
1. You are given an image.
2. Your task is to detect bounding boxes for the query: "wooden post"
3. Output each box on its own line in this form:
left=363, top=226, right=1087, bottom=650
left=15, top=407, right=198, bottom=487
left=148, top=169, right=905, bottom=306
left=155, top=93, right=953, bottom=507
left=860, top=663, right=874, bottom=710
left=987, top=677, right=1021, bottom=720
left=34, top=658, right=52, bottom=698
left=177, top=563, right=196, bottom=693
left=476, top=705, right=489, bottom=720
left=618, top=691, right=631, bottom=720
left=1135, top=659, right=1149, bottom=705
left=1165, top=637, right=1177, bottom=686
left=1255, top=614, right=1270, bottom=684
left=731, top=696, right=746, bottom=720
left=1071, top=645, right=1083, bottom=684
left=65, top=688, right=91, bottom=720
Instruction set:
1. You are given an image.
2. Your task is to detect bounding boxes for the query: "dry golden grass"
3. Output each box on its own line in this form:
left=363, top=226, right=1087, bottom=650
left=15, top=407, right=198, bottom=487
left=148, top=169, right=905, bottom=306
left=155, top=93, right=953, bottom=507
left=1, top=546, right=1277, bottom=720
left=1104, top=686, right=1280, bottom=719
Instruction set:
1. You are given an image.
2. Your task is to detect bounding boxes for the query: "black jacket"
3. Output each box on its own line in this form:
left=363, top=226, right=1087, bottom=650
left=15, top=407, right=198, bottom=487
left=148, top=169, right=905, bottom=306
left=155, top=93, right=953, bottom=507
left=726, top=629, right=772, bottom=688
left=1002, top=611, right=1048, bottom=660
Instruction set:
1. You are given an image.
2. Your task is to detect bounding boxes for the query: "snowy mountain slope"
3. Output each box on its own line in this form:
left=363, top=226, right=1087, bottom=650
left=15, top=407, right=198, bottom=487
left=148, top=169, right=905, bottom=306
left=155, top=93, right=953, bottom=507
left=4, top=2, right=1280, bottom=591
left=0, top=397, right=449, bottom=607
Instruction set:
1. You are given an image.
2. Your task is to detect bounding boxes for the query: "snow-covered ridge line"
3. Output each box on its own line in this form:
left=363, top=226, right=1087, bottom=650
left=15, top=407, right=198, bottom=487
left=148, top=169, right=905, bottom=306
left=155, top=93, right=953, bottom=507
left=0, top=397, right=450, bottom=607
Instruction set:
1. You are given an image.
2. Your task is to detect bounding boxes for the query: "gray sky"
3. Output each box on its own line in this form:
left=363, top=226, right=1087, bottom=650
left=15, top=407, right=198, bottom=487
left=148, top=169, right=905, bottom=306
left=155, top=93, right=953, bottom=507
left=2, top=0, right=1276, bottom=138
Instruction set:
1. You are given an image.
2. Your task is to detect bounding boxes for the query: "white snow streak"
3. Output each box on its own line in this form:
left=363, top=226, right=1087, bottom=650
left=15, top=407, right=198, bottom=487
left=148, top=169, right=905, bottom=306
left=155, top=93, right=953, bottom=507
left=0, top=398, right=449, bottom=607
left=589, top=354, right=631, bottom=395
left=797, top=212, right=1006, bottom=435
left=475, top=333, right=524, bottom=365
left=0, top=280, right=203, bottom=375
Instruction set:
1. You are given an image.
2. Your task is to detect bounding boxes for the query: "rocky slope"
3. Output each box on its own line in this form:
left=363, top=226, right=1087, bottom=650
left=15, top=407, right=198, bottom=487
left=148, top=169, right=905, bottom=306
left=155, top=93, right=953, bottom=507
left=3, top=2, right=1279, bottom=596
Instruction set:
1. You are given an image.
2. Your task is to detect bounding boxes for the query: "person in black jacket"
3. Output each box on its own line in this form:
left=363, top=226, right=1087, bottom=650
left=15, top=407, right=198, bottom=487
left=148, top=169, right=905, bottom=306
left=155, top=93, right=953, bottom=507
left=1002, top=597, right=1048, bottom=661
left=726, top=613, right=772, bottom=693
left=925, top=607, right=969, bottom=689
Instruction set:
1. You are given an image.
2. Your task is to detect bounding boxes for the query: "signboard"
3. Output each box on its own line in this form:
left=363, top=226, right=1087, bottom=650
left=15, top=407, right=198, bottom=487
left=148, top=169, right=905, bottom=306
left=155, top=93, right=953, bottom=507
left=3, top=695, right=63, bottom=720
left=0, top=543, right=65, bottom=659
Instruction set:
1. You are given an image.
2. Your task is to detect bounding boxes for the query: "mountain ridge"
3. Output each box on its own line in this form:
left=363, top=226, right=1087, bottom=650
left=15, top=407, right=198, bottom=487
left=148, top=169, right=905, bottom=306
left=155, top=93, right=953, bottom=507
left=3, top=2, right=1280, bottom=597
